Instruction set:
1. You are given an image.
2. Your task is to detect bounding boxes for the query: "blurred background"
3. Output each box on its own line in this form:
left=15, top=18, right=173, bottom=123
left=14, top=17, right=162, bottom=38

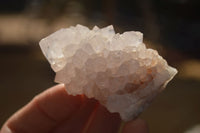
left=0, top=0, right=200, bottom=133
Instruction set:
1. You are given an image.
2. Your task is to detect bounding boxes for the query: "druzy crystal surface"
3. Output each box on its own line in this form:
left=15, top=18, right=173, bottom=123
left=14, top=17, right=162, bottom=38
left=39, top=25, right=177, bottom=121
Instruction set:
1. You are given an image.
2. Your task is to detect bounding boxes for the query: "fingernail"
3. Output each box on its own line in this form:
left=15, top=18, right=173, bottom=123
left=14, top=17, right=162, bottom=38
left=1, top=126, right=13, bottom=133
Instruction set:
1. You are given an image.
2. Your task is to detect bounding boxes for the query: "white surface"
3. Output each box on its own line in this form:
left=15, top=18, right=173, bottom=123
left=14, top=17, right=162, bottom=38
left=39, top=25, right=177, bottom=121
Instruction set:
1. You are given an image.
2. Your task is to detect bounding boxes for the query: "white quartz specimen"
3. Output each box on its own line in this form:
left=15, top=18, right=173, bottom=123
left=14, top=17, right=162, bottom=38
left=39, top=24, right=177, bottom=121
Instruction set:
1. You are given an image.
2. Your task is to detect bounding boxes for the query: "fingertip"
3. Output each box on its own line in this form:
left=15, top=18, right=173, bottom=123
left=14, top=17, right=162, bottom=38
left=122, top=118, right=149, bottom=133
left=32, top=84, right=83, bottom=122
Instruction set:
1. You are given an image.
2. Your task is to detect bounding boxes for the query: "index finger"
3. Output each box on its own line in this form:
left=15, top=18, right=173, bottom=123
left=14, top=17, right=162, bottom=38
left=1, top=84, right=83, bottom=133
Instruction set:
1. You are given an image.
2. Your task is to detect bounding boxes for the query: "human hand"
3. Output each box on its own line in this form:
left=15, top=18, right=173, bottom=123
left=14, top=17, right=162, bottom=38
left=0, top=84, right=148, bottom=133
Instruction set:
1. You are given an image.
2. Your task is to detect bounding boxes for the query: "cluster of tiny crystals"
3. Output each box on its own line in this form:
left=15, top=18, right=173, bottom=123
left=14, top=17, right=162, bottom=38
left=39, top=25, right=177, bottom=121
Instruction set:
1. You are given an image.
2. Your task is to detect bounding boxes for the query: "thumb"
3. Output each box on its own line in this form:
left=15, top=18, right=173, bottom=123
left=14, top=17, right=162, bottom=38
left=122, top=118, right=149, bottom=133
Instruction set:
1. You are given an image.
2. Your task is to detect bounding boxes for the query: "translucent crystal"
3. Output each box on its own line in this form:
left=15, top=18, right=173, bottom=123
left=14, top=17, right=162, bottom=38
left=39, top=24, right=177, bottom=121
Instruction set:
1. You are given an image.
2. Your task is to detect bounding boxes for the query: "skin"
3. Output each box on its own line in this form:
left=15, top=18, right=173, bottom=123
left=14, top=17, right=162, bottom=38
left=0, top=84, right=148, bottom=133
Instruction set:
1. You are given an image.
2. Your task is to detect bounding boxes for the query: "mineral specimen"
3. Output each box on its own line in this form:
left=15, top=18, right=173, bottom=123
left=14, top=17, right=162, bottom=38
left=39, top=24, right=177, bottom=121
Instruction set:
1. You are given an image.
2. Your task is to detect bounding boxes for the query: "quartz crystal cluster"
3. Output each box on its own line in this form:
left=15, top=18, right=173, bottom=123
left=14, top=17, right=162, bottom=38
left=39, top=25, right=177, bottom=121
